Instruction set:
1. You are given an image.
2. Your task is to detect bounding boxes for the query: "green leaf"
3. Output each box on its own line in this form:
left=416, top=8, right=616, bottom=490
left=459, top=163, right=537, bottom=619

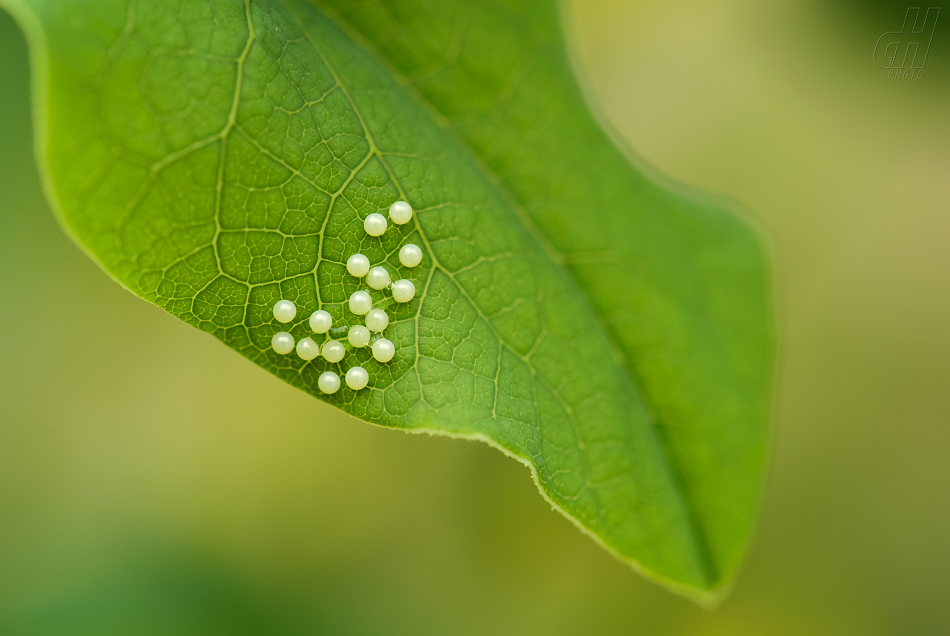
left=2, top=0, right=774, bottom=603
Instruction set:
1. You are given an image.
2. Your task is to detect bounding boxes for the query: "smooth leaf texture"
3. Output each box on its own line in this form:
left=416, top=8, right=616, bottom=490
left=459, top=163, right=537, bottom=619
left=3, top=0, right=774, bottom=602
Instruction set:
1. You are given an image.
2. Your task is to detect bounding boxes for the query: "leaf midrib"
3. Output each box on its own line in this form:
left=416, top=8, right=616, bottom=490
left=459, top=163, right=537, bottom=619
left=293, top=0, right=720, bottom=584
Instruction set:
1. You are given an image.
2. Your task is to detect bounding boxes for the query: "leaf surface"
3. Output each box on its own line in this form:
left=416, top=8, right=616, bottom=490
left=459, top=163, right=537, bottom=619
left=2, top=0, right=774, bottom=601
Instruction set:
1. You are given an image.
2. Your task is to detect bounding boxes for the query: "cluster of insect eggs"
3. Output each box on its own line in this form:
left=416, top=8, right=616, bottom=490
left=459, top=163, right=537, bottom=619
left=269, top=201, right=421, bottom=394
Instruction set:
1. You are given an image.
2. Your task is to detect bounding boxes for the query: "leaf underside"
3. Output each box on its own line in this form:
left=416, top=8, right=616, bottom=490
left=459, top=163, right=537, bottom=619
left=3, top=0, right=774, bottom=603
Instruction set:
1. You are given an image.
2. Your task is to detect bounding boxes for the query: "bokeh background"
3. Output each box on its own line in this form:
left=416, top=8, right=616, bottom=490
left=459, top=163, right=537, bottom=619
left=1, top=0, right=948, bottom=633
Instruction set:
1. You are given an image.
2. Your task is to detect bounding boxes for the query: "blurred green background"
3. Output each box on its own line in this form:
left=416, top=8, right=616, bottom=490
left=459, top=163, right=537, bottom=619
left=1, top=0, right=948, bottom=633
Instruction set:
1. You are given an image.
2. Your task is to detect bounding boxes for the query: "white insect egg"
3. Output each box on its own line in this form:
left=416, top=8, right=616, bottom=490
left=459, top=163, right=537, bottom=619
left=318, top=371, right=341, bottom=394
left=371, top=337, right=395, bottom=363
left=347, top=253, right=370, bottom=277
left=389, top=200, right=413, bottom=225
left=271, top=331, right=295, bottom=355
left=322, top=339, right=345, bottom=363
left=296, top=337, right=320, bottom=361
left=309, top=309, right=333, bottom=333
left=273, top=299, right=296, bottom=323
left=363, top=213, right=387, bottom=237
left=399, top=244, right=423, bottom=268
left=392, top=279, right=416, bottom=303
left=345, top=366, right=369, bottom=390
left=365, top=308, right=389, bottom=332
left=348, top=325, right=370, bottom=348
left=366, top=266, right=391, bottom=290
left=349, top=290, right=372, bottom=315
